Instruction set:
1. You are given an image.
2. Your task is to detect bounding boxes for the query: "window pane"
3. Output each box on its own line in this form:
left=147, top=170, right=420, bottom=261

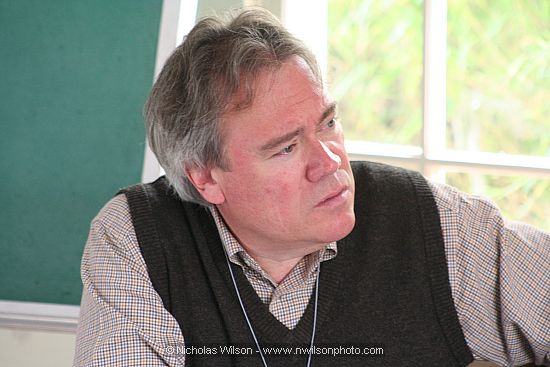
left=447, top=1, right=550, bottom=156
left=446, top=172, right=550, bottom=231
left=328, top=0, right=423, bottom=145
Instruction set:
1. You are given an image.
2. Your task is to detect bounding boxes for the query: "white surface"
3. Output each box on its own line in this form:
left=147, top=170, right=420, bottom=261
left=281, top=0, right=328, bottom=76
left=0, top=300, right=79, bottom=332
left=142, top=0, right=198, bottom=184
left=0, top=327, right=76, bottom=367
left=423, top=0, right=448, bottom=157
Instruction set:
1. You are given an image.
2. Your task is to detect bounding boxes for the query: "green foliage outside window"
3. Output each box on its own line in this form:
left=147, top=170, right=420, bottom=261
left=447, top=0, right=550, bottom=156
left=328, top=0, right=424, bottom=145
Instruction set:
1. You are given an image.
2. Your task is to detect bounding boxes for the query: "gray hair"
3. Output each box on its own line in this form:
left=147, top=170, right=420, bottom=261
left=144, top=7, right=321, bottom=206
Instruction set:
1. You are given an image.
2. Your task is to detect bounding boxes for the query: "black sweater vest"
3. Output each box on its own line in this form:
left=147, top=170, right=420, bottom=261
left=121, top=161, right=473, bottom=366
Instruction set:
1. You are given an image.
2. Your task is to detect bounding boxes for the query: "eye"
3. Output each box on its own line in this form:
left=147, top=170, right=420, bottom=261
left=326, top=119, right=336, bottom=128
left=278, top=144, right=296, bottom=155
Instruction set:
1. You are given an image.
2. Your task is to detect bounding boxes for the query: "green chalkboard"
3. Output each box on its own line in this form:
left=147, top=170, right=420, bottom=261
left=0, top=0, right=162, bottom=305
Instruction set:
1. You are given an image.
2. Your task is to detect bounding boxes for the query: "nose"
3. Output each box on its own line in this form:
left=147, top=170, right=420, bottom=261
left=306, top=140, right=341, bottom=182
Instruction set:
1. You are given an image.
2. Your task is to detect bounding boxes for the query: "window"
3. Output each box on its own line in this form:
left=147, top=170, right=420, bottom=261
left=322, top=0, right=549, bottom=230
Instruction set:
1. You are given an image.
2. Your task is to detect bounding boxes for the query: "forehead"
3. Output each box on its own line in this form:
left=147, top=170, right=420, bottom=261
left=225, top=56, right=323, bottom=111
left=220, top=58, right=330, bottom=144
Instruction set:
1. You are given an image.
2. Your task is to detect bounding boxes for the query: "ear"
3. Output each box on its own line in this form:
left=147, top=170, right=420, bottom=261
left=185, top=166, right=226, bottom=205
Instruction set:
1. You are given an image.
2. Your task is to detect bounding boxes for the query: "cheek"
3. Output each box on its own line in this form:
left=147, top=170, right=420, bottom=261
left=261, top=177, right=303, bottom=220
left=263, top=178, right=293, bottom=199
left=225, top=170, right=284, bottom=205
left=224, top=150, right=305, bottom=213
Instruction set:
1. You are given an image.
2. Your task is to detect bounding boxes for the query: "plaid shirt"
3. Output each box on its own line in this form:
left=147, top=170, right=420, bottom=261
left=209, top=206, right=338, bottom=330
left=74, top=181, right=549, bottom=366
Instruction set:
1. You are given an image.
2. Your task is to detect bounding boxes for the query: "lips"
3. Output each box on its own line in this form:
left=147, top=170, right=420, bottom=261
left=316, top=186, right=349, bottom=207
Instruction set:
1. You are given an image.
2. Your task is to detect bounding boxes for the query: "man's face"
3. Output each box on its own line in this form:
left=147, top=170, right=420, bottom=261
left=201, top=57, right=355, bottom=258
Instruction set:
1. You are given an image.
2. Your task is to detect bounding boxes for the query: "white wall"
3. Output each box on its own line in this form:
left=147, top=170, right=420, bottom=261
left=0, top=328, right=76, bottom=366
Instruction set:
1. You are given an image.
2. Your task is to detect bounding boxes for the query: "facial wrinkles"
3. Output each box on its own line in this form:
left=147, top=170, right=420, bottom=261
left=216, top=57, right=354, bottom=253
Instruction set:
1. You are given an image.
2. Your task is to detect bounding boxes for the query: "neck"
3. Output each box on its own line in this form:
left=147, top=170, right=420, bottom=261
left=214, top=206, right=325, bottom=283
left=248, top=253, right=304, bottom=284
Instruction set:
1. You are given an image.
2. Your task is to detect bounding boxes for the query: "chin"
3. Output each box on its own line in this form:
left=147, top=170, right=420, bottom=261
left=319, top=210, right=356, bottom=243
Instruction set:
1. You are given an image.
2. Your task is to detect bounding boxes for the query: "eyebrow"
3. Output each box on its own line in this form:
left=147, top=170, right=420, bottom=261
left=259, top=127, right=304, bottom=152
left=318, top=102, right=337, bottom=127
left=259, top=103, right=337, bottom=153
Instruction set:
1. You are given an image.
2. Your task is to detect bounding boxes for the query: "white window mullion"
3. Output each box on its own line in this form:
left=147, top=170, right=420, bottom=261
left=281, top=0, right=328, bottom=77
left=142, top=0, right=198, bottom=183
left=423, top=0, right=448, bottom=182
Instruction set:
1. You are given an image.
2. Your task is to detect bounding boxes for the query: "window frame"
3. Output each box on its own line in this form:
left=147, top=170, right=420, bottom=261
left=317, top=0, right=550, bottom=184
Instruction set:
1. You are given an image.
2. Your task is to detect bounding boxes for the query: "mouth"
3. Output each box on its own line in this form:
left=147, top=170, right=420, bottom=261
left=316, top=186, right=350, bottom=208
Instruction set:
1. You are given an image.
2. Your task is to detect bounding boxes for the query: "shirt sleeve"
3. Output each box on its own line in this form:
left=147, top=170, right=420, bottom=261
left=430, top=182, right=550, bottom=366
left=73, top=194, right=185, bottom=366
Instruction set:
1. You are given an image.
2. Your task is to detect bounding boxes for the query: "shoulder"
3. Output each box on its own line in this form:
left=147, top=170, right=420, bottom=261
left=351, top=160, right=415, bottom=178
left=91, top=193, right=134, bottom=241
left=351, top=161, right=425, bottom=194
left=85, top=194, right=146, bottom=271
left=428, top=181, right=506, bottom=230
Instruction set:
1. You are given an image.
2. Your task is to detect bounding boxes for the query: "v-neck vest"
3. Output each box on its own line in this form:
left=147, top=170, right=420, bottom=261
left=121, top=161, right=473, bottom=366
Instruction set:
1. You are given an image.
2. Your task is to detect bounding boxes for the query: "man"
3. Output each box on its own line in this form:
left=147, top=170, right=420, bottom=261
left=74, top=8, right=549, bottom=367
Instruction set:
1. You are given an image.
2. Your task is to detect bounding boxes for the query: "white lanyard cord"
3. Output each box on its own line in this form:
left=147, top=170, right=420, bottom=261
left=223, top=249, right=320, bottom=367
